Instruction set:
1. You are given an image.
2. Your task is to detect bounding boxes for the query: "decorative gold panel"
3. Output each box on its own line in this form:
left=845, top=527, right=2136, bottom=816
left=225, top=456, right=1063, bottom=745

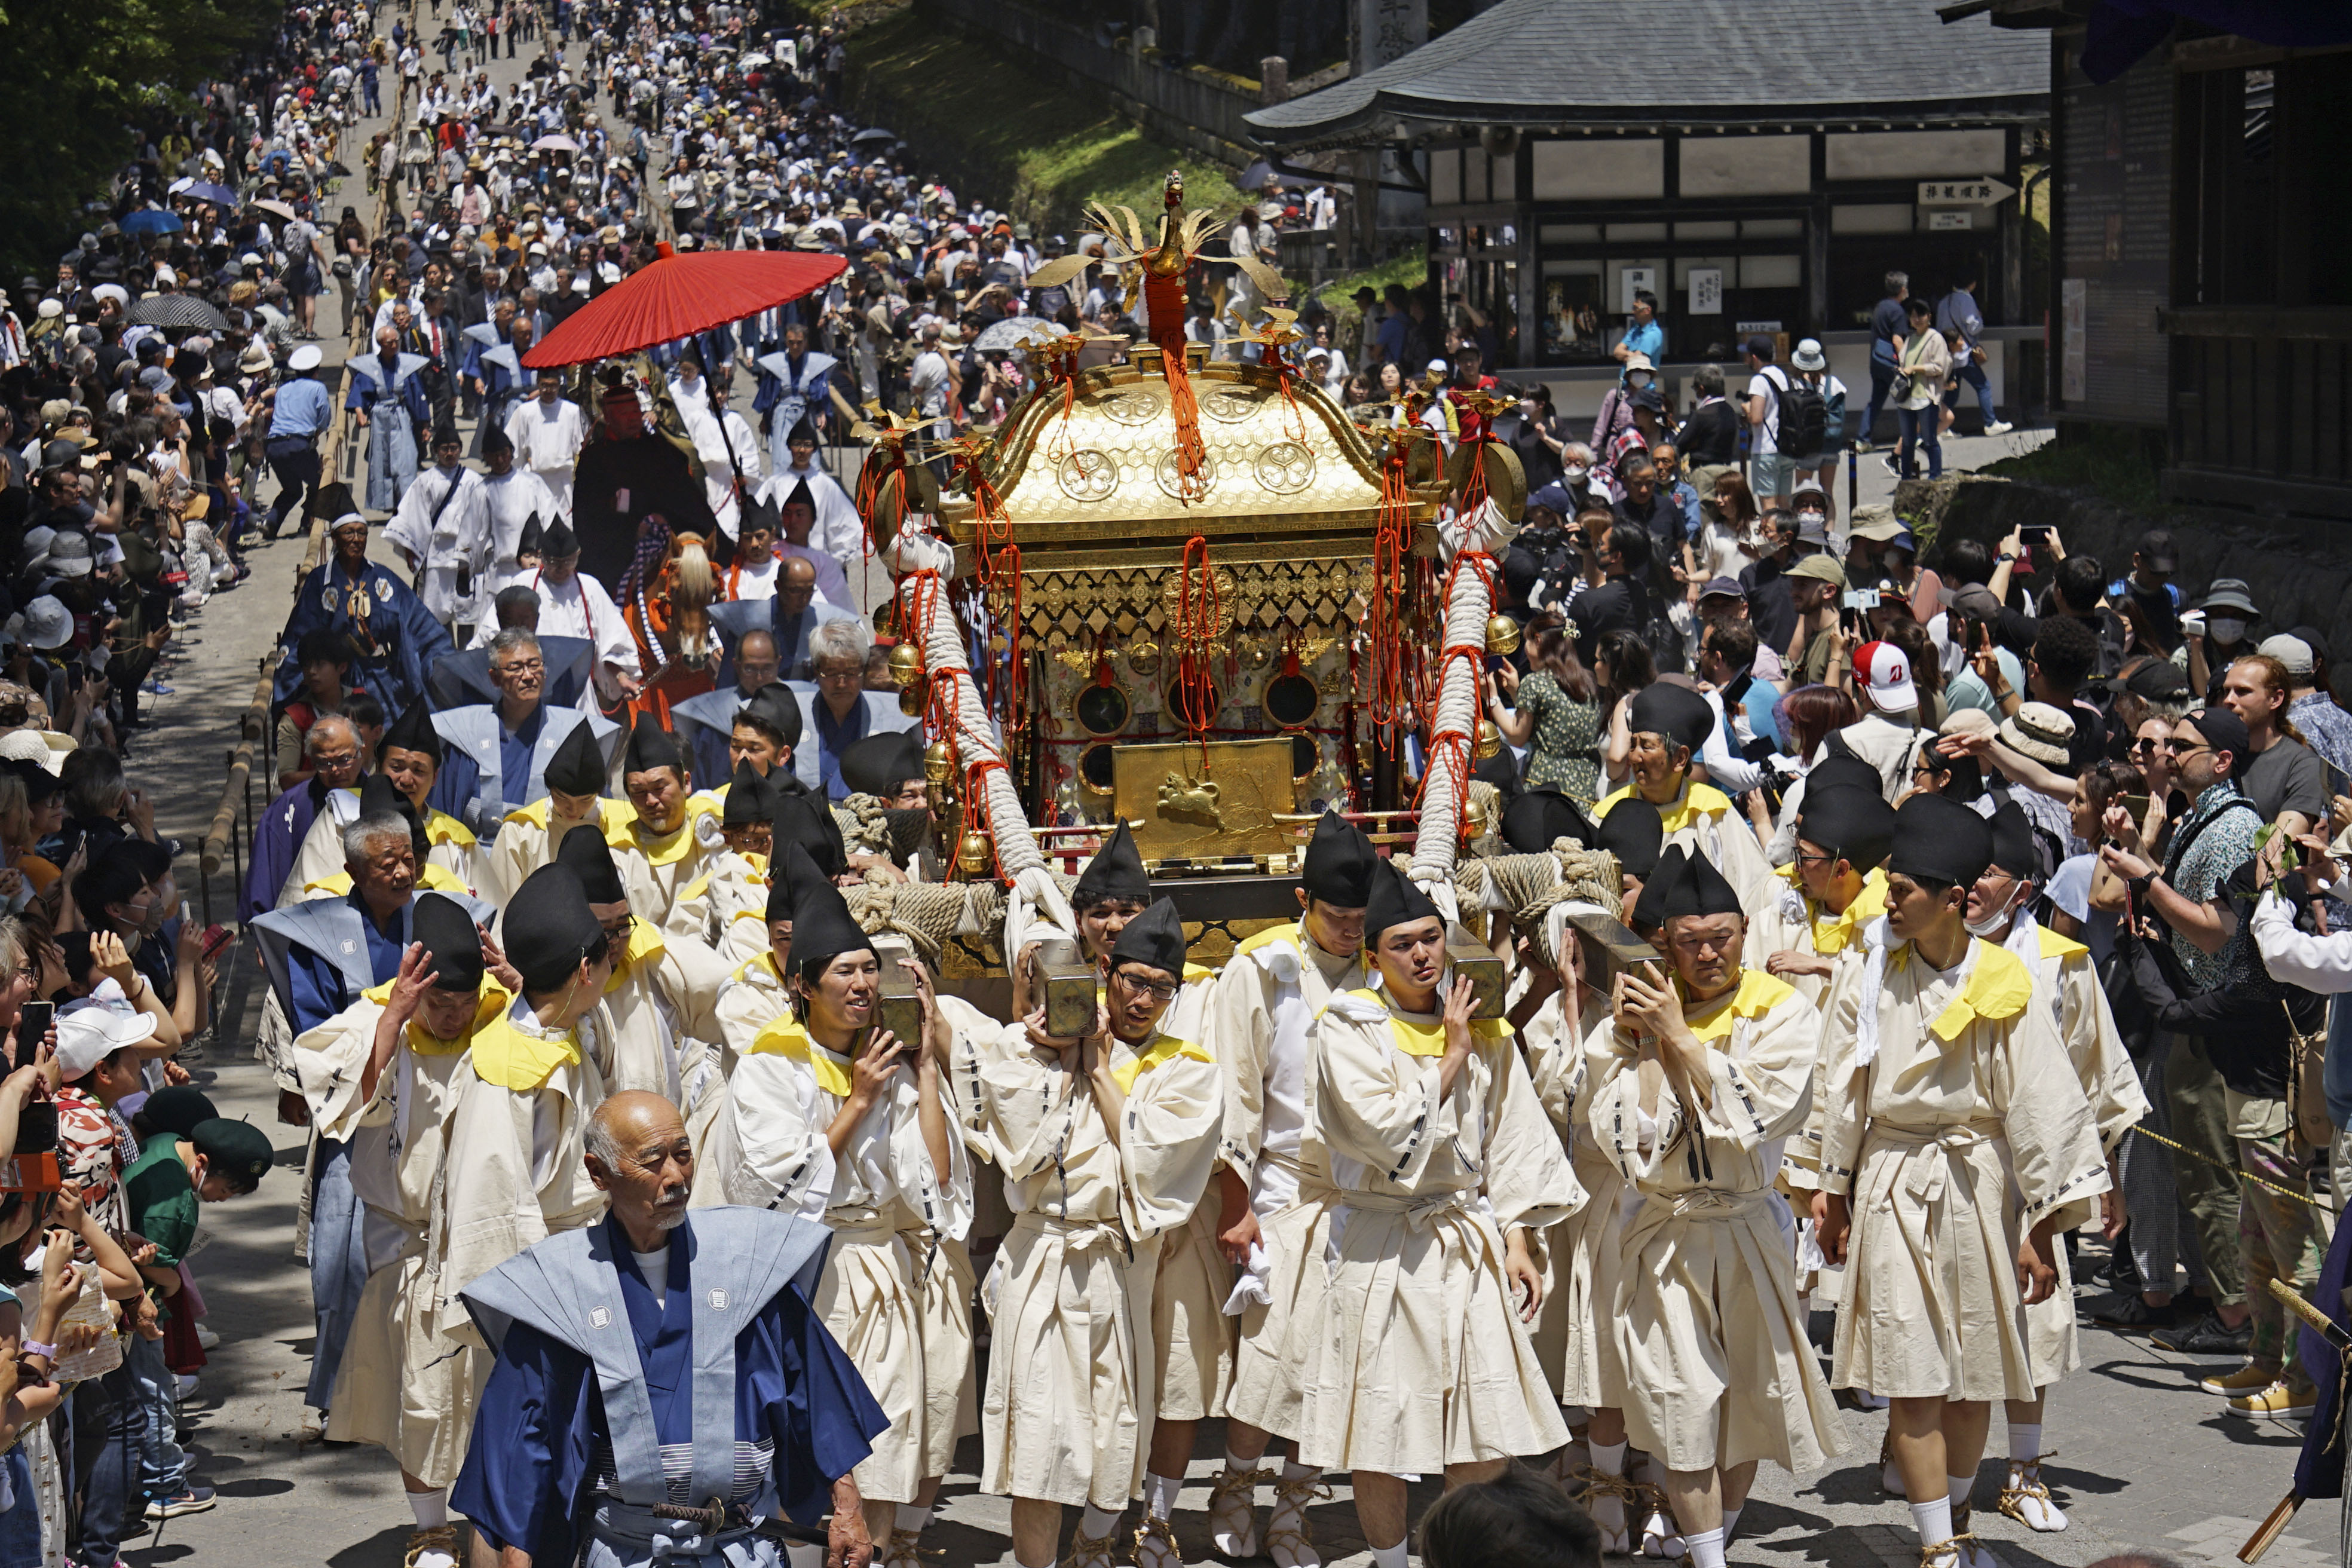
left=1112, top=738, right=1300, bottom=860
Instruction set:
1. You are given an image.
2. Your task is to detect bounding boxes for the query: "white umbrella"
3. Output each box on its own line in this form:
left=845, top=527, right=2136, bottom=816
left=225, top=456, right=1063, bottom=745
left=250, top=198, right=297, bottom=220
left=741, top=51, right=771, bottom=68
left=532, top=133, right=580, bottom=154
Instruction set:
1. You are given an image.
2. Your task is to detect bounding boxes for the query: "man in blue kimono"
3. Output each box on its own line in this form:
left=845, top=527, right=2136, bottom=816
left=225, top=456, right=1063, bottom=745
left=253, top=796, right=498, bottom=1425
left=454, top=1089, right=889, bottom=1568
left=753, top=322, right=839, bottom=479
left=247, top=713, right=369, bottom=920
left=431, top=627, right=620, bottom=840
left=348, top=325, right=434, bottom=512
left=275, top=499, right=455, bottom=719
left=471, top=318, right=537, bottom=460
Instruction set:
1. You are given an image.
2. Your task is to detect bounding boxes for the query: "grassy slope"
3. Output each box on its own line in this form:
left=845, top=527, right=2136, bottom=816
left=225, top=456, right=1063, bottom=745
left=846, top=8, right=1241, bottom=237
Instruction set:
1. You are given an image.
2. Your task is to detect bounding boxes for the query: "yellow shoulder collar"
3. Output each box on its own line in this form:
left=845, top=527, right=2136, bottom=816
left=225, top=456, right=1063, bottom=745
left=469, top=1010, right=581, bottom=1091
left=2036, top=923, right=2089, bottom=963
left=1811, top=868, right=1889, bottom=956
left=424, top=810, right=477, bottom=850
left=1110, top=1030, right=1214, bottom=1092
left=1235, top=923, right=1303, bottom=960
left=731, top=950, right=782, bottom=987
left=1927, top=939, right=2036, bottom=1042
left=625, top=797, right=718, bottom=867
left=745, top=1015, right=852, bottom=1097
left=1337, top=988, right=1512, bottom=1058
left=1684, top=969, right=1802, bottom=1042
left=605, top=917, right=667, bottom=992
left=1596, top=781, right=1730, bottom=835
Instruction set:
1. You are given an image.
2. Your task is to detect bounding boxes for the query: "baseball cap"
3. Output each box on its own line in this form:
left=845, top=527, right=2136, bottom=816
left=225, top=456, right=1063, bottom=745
left=288, top=343, right=324, bottom=372
left=1852, top=640, right=1918, bottom=713
left=1786, top=554, right=1846, bottom=589
left=1698, top=576, right=1744, bottom=602
left=2258, top=633, right=2314, bottom=678
left=2188, top=706, right=2251, bottom=761
left=2106, top=656, right=2188, bottom=701
left=2134, top=528, right=2178, bottom=572
left=54, top=1006, right=158, bottom=1082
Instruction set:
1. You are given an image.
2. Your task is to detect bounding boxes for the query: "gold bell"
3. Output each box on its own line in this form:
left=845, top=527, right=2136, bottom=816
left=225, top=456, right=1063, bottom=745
left=1475, top=719, right=1503, bottom=760
left=898, top=677, right=927, bottom=716
left=887, top=641, right=925, bottom=688
left=957, top=829, right=995, bottom=876
left=1484, top=613, right=1522, bottom=656
left=923, top=739, right=955, bottom=784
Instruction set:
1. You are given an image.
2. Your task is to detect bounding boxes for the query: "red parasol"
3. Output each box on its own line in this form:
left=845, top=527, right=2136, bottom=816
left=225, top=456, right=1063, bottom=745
left=522, top=249, right=849, bottom=368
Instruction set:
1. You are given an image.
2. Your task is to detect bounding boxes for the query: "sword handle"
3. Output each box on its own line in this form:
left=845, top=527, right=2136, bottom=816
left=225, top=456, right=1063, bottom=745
left=2238, top=1492, right=2302, bottom=1563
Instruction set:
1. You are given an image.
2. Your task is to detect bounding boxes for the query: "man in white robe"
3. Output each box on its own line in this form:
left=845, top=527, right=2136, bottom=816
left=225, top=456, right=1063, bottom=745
left=700, top=855, right=975, bottom=1564
left=435, top=863, right=614, bottom=1364
left=293, top=894, right=508, bottom=1568
left=687, top=377, right=763, bottom=540
left=1588, top=849, right=1843, bottom=1568
left=502, top=370, right=586, bottom=518
left=501, top=516, right=642, bottom=705
left=959, top=899, right=1223, bottom=1568
left=1298, top=862, right=1581, bottom=1568
left=475, top=427, right=558, bottom=600
left=385, top=421, right=492, bottom=633
left=765, top=416, right=863, bottom=565
left=1196, top=811, right=1373, bottom=1568
left=1593, top=684, right=1779, bottom=920
left=1962, top=803, right=2146, bottom=1534
left=1811, top=795, right=2109, bottom=1568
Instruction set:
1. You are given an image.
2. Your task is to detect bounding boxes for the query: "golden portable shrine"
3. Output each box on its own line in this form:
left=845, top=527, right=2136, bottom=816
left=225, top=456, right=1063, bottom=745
left=860, top=173, right=1536, bottom=956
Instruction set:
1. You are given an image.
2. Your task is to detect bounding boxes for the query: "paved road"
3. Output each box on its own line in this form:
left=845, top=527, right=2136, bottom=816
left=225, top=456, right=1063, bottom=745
left=119, top=26, right=2272, bottom=1566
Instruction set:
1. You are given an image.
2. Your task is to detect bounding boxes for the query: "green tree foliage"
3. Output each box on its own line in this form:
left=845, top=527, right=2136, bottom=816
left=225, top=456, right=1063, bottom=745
left=0, top=0, right=280, bottom=276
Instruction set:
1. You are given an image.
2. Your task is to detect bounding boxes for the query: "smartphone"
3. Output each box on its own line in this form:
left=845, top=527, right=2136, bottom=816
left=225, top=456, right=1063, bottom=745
left=13, top=1002, right=53, bottom=1068
left=1840, top=588, right=1881, bottom=611
left=2020, top=525, right=2053, bottom=546
left=2119, top=792, right=2151, bottom=827
left=199, top=923, right=236, bottom=961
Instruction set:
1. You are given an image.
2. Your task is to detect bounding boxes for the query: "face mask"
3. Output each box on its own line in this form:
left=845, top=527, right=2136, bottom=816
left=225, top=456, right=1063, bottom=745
left=1964, top=887, right=2019, bottom=939
left=2209, top=616, right=2247, bottom=645
left=1797, top=510, right=1826, bottom=530
left=1560, top=464, right=1588, bottom=483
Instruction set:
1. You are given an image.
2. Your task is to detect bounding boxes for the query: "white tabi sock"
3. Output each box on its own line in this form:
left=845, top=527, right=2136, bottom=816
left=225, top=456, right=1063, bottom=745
left=1910, top=1497, right=1954, bottom=1548
left=895, top=1504, right=932, bottom=1533
left=1225, top=1446, right=1259, bottom=1475
left=1281, top=1460, right=1319, bottom=1482
left=1947, top=1474, right=1973, bottom=1509
left=1369, top=1541, right=1409, bottom=1568
left=408, top=1491, right=448, bottom=1530
left=1590, top=1439, right=1628, bottom=1477
left=2007, top=1423, right=2042, bottom=1462
left=1144, top=1472, right=1183, bottom=1521
left=1720, top=1506, right=1742, bottom=1542
left=1685, top=1527, right=1727, bottom=1568
left=1080, top=1503, right=1123, bottom=1539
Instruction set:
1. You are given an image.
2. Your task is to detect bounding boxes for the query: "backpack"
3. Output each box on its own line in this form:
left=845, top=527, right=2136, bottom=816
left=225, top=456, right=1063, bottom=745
left=1766, top=366, right=1828, bottom=457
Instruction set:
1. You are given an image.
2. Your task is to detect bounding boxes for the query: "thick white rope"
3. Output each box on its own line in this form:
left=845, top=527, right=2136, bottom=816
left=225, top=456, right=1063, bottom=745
left=884, top=524, right=1073, bottom=948
left=1408, top=497, right=1517, bottom=908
